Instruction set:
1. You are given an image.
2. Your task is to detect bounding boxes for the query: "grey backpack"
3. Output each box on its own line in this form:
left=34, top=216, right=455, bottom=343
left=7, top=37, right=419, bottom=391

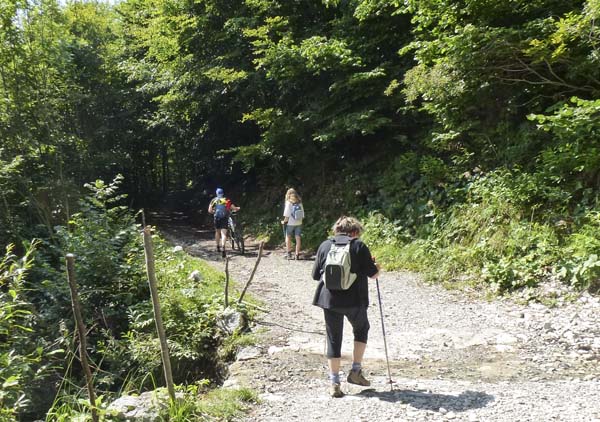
left=291, top=203, right=304, bottom=220
left=323, top=239, right=356, bottom=290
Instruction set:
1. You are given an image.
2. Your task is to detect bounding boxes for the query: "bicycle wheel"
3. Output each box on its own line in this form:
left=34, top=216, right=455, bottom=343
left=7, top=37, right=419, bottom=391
left=228, top=218, right=236, bottom=250
left=235, top=227, right=245, bottom=255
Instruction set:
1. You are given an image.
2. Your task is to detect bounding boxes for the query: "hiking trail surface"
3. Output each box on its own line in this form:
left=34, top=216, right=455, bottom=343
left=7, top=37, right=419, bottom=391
left=154, top=211, right=600, bottom=422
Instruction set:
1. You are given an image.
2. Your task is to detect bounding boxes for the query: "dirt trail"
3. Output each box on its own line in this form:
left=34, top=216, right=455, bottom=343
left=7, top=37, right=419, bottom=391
left=153, top=211, right=600, bottom=422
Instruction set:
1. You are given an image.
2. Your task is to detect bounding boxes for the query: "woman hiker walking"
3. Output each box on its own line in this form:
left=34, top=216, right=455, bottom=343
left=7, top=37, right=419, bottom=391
left=281, top=188, right=304, bottom=260
left=311, top=216, right=380, bottom=397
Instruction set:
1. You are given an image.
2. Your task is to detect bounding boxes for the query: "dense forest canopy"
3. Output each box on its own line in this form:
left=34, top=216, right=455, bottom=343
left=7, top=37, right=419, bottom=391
left=2, top=0, right=599, bottom=237
left=1, top=0, right=600, bottom=419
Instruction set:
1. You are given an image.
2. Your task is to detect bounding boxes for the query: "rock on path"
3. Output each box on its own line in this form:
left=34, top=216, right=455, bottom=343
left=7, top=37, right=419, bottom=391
left=156, top=215, right=600, bottom=422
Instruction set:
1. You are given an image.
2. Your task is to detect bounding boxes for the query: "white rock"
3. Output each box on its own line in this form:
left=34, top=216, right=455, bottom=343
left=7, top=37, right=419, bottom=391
left=236, top=346, right=262, bottom=361
left=107, top=390, right=182, bottom=422
left=496, top=344, right=514, bottom=352
left=188, top=270, right=202, bottom=281
left=260, top=393, right=285, bottom=402
left=222, top=378, right=240, bottom=389
left=268, top=345, right=285, bottom=355
left=496, top=333, right=518, bottom=345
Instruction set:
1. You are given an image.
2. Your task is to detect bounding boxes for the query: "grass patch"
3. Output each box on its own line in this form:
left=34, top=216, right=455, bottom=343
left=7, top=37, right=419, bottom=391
left=163, top=386, right=258, bottom=421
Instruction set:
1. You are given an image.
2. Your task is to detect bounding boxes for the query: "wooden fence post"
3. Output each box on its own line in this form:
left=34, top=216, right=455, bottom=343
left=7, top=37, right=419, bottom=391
left=224, top=257, right=230, bottom=308
left=65, top=254, right=99, bottom=422
left=238, top=242, right=264, bottom=304
left=142, top=226, right=176, bottom=401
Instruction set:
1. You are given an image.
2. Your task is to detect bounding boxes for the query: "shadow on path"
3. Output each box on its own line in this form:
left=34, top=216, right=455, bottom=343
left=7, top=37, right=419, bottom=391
left=148, top=209, right=265, bottom=259
left=357, top=388, right=494, bottom=411
left=148, top=209, right=319, bottom=261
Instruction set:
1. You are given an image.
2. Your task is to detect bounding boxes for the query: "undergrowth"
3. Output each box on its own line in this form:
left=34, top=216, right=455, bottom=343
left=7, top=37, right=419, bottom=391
left=362, top=169, right=600, bottom=295
left=162, top=385, right=257, bottom=421
left=1, top=176, right=258, bottom=421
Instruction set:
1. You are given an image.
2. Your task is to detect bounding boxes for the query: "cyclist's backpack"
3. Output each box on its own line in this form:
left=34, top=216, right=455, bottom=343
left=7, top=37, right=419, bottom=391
left=291, top=202, right=304, bottom=220
left=214, top=198, right=228, bottom=218
left=323, top=238, right=356, bottom=290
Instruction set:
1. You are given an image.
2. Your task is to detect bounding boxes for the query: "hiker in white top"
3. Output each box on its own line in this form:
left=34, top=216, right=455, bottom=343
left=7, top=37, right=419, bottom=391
left=281, top=188, right=304, bottom=260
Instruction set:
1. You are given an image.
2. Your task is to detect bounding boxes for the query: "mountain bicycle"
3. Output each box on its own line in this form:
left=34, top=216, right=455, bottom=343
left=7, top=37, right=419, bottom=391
left=228, top=212, right=245, bottom=255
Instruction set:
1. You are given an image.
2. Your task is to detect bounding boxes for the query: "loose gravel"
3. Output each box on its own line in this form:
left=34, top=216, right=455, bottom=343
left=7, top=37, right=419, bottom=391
left=157, top=212, right=600, bottom=422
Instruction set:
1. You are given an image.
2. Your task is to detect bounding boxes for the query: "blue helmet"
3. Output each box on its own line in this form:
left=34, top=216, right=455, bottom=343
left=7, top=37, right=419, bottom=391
left=216, top=188, right=224, bottom=197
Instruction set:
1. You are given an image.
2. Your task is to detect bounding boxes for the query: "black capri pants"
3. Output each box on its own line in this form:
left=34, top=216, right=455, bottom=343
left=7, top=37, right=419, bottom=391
left=323, top=306, right=370, bottom=358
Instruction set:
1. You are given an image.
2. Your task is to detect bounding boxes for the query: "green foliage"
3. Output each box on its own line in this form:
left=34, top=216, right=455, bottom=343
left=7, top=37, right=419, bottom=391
left=0, top=156, right=26, bottom=250
left=125, top=238, right=237, bottom=387
left=361, top=212, right=413, bottom=270
left=402, top=0, right=599, bottom=172
left=365, top=165, right=600, bottom=293
left=362, top=212, right=411, bottom=250
left=46, top=389, right=107, bottom=422
left=5, top=6, right=600, bottom=422
left=54, top=175, right=147, bottom=370
left=529, top=98, right=600, bottom=199
left=558, top=210, right=600, bottom=290
left=161, top=384, right=257, bottom=421
left=52, top=176, right=254, bottom=393
left=374, top=152, right=451, bottom=229
left=558, top=254, right=600, bottom=291
left=8, top=175, right=257, bottom=419
left=0, top=243, right=46, bottom=419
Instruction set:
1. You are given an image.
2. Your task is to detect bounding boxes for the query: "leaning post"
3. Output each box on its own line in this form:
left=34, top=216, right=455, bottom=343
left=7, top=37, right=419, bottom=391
left=224, top=257, right=230, bottom=308
left=238, top=242, right=264, bottom=304
left=65, top=254, right=99, bottom=422
left=142, top=226, right=176, bottom=401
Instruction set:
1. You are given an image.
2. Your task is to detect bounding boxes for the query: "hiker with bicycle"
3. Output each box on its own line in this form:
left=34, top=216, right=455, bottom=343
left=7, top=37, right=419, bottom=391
left=311, top=216, right=380, bottom=398
left=208, top=188, right=240, bottom=258
left=281, top=188, right=304, bottom=260
left=227, top=210, right=245, bottom=255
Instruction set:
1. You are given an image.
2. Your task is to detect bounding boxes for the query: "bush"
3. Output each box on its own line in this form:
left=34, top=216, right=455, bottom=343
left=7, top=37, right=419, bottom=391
left=375, top=152, right=450, bottom=229
left=5, top=175, right=258, bottom=420
left=558, top=210, right=600, bottom=290
left=0, top=242, right=46, bottom=420
left=363, top=169, right=571, bottom=292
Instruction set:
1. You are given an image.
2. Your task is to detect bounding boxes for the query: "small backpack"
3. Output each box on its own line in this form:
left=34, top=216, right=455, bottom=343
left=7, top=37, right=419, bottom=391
left=323, top=238, right=356, bottom=290
left=291, top=203, right=304, bottom=220
left=214, top=198, right=228, bottom=218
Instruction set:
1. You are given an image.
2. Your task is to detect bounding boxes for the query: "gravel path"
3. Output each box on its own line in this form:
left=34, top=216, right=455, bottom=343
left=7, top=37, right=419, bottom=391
left=155, top=211, right=600, bottom=422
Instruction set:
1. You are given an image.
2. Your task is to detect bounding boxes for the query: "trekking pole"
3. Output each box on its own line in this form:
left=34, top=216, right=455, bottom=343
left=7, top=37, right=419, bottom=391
left=375, top=277, right=394, bottom=391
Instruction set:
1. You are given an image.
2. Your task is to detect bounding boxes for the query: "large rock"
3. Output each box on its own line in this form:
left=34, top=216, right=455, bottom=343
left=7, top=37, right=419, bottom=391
left=217, top=307, right=246, bottom=335
left=107, top=389, right=181, bottom=422
left=236, top=346, right=262, bottom=361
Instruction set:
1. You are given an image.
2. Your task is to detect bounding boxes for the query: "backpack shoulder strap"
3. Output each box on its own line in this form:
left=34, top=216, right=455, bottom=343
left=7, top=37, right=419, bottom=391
left=332, top=235, right=353, bottom=246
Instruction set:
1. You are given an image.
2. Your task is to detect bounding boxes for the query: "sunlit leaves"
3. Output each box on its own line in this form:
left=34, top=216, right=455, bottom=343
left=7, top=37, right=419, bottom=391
left=300, top=36, right=362, bottom=73
left=241, top=107, right=280, bottom=128
left=0, top=242, right=43, bottom=418
left=313, top=110, right=391, bottom=142
left=244, top=0, right=279, bottom=15
left=354, top=0, right=403, bottom=21
left=204, top=66, right=248, bottom=84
